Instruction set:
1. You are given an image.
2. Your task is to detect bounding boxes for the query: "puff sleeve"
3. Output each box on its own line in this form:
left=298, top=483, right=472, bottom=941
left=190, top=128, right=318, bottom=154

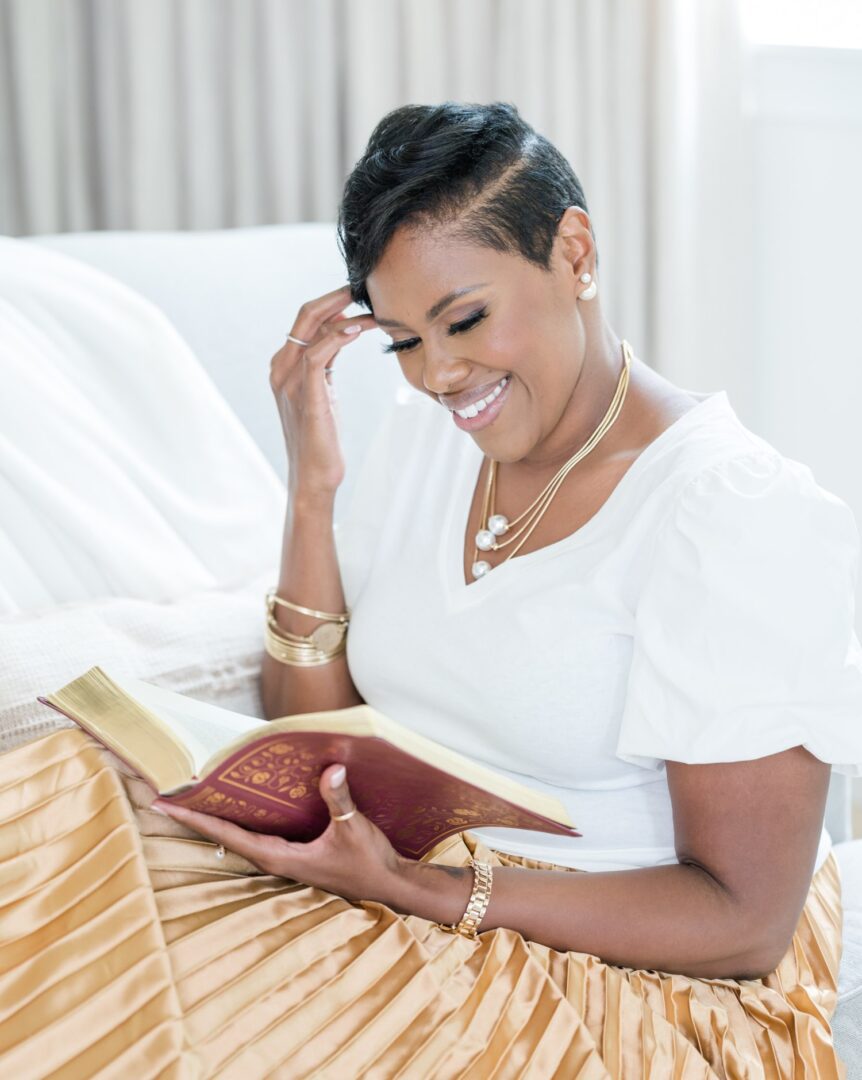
left=617, top=450, right=862, bottom=776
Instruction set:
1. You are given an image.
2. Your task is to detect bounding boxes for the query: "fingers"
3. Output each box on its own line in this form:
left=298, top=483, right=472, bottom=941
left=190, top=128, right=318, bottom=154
left=286, top=316, right=374, bottom=417
left=272, top=284, right=355, bottom=381
left=319, top=763, right=358, bottom=824
left=284, top=284, right=376, bottom=359
left=151, top=798, right=301, bottom=870
left=287, top=284, right=357, bottom=346
left=271, top=311, right=377, bottom=398
left=153, top=769, right=359, bottom=842
left=303, top=313, right=376, bottom=375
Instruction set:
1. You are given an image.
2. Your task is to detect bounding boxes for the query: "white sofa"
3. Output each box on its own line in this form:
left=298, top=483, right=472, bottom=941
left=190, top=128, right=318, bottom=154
left=14, top=224, right=862, bottom=1073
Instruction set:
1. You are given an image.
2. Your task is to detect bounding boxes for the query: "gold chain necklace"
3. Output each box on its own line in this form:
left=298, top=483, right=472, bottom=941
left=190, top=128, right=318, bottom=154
left=470, top=339, right=633, bottom=580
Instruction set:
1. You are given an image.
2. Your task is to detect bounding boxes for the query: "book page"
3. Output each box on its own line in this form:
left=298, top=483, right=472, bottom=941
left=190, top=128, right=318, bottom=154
left=110, top=674, right=265, bottom=777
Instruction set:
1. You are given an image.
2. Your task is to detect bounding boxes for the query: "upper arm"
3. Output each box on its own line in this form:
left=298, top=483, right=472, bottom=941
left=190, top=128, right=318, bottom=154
left=666, top=746, right=831, bottom=967
left=616, top=452, right=861, bottom=969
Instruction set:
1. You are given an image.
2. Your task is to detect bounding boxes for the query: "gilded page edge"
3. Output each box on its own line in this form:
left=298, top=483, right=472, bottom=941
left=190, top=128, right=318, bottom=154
left=43, top=666, right=194, bottom=793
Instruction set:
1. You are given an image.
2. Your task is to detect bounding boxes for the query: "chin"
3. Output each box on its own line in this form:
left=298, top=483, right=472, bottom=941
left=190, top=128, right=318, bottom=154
left=472, top=429, right=531, bottom=464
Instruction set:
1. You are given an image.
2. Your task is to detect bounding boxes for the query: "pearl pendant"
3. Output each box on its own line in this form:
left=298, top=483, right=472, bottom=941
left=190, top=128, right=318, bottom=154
left=472, top=560, right=491, bottom=579
left=487, top=514, right=509, bottom=536
left=475, top=529, right=495, bottom=551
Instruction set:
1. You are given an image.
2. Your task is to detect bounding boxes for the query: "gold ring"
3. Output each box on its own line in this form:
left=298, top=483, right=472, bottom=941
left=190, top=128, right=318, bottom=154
left=331, top=808, right=357, bottom=822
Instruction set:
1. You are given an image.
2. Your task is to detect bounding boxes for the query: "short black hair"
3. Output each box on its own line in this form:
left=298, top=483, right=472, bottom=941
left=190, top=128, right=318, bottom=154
left=336, top=101, right=596, bottom=311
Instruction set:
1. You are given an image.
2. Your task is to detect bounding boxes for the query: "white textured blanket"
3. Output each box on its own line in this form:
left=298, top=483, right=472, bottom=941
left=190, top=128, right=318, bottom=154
left=0, top=236, right=285, bottom=615
left=0, top=570, right=272, bottom=751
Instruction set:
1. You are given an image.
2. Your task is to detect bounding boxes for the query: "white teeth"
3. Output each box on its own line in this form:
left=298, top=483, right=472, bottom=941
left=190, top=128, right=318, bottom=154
left=454, top=376, right=509, bottom=420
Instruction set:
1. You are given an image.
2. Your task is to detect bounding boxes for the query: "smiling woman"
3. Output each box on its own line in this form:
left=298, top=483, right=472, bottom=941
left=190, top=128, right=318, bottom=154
left=258, top=101, right=862, bottom=1074
left=6, top=101, right=861, bottom=1078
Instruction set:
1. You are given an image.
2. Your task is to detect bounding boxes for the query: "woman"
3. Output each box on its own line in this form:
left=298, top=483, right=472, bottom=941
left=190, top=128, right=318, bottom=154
left=9, top=102, right=862, bottom=1076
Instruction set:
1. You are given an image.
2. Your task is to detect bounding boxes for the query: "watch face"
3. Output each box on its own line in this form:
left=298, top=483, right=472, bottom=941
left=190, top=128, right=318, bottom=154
left=310, top=621, right=346, bottom=653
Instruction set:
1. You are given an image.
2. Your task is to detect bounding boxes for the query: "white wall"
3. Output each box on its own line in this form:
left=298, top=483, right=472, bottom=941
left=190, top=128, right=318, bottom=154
left=743, top=42, right=862, bottom=831
left=745, top=44, right=862, bottom=627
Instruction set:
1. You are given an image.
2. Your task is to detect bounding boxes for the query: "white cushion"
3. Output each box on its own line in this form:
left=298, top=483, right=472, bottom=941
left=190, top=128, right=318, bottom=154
left=27, top=225, right=406, bottom=521
left=0, top=235, right=285, bottom=615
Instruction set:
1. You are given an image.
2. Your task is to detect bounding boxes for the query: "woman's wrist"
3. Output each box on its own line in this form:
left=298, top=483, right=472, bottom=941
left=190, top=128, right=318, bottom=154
left=383, top=855, right=475, bottom=925
left=288, top=484, right=337, bottom=520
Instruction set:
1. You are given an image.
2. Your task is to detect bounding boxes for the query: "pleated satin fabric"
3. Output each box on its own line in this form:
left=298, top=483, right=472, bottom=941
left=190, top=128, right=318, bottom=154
left=0, top=730, right=847, bottom=1079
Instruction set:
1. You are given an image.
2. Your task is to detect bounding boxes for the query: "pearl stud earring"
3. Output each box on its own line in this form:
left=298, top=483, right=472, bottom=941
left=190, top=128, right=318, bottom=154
left=578, top=272, right=597, bottom=301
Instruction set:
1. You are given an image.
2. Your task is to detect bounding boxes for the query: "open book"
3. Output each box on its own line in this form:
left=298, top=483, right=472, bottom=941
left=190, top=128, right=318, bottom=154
left=38, top=666, right=581, bottom=859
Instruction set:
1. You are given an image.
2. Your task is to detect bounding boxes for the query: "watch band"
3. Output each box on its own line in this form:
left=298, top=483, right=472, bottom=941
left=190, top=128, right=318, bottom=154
left=437, top=858, right=493, bottom=938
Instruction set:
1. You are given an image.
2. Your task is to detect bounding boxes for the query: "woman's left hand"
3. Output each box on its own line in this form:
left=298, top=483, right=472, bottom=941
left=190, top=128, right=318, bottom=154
left=151, top=764, right=410, bottom=907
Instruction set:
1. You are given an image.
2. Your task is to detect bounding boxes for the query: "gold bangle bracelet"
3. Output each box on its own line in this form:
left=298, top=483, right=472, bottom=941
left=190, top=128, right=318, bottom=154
left=265, top=614, right=347, bottom=650
left=264, top=586, right=350, bottom=667
left=264, top=620, right=347, bottom=666
left=266, top=611, right=347, bottom=652
left=266, top=589, right=349, bottom=623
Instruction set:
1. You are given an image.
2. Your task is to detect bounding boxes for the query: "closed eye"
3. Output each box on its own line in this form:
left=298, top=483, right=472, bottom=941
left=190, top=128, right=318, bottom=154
left=381, top=307, right=489, bottom=355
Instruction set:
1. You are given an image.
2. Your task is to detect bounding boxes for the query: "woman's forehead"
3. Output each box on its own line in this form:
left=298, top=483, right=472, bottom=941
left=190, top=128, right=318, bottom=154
left=367, top=234, right=525, bottom=321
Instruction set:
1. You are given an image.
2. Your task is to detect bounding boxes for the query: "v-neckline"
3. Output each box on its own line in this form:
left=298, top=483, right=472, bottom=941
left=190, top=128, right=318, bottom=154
left=439, top=388, right=729, bottom=605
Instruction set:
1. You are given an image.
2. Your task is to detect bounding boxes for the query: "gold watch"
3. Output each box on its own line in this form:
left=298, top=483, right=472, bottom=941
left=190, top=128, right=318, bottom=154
left=436, top=858, right=493, bottom=938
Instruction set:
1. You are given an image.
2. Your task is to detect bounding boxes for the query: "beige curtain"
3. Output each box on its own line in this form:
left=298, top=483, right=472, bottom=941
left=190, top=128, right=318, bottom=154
left=0, top=0, right=754, bottom=392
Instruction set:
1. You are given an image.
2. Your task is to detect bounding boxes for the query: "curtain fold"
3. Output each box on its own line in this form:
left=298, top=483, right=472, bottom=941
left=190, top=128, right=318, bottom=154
left=0, top=0, right=754, bottom=383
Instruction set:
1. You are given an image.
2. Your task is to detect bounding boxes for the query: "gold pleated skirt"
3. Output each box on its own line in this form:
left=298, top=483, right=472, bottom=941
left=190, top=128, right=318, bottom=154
left=0, top=729, right=847, bottom=1079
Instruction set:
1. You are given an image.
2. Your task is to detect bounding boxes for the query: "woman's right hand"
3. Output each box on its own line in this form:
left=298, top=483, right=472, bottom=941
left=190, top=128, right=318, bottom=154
left=270, top=285, right=379, bottom=508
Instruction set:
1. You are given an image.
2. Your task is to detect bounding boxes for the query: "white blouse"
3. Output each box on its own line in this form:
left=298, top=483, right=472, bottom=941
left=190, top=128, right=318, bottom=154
left=334, top=381, right=862, bottom=873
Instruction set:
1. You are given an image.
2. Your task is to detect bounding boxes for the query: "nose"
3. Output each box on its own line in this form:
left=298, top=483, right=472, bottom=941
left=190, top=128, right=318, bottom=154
left=421, top=346, right=471, bottom=396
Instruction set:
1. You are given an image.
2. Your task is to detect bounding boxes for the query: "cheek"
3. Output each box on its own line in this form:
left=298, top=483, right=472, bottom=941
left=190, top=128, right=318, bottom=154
left=483, top=320, right=530, bottom=372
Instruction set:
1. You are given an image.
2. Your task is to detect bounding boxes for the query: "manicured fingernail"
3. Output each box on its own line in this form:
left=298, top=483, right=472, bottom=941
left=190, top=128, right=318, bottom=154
left=150, top=802, right=169, bottom=815
left=342, top=325, right=361, bottom=335
left=331, top=765, right=346, bottom=787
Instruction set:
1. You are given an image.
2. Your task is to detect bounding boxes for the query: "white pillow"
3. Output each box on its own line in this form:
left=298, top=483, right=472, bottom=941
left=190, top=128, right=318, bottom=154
left=0, top=236, right=286, bottom=615
left=0, top=570, right=274, bottom=752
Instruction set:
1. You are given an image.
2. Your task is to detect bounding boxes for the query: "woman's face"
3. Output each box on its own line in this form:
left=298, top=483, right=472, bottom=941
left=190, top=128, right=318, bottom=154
left=365, top=216, right=593, bottom=465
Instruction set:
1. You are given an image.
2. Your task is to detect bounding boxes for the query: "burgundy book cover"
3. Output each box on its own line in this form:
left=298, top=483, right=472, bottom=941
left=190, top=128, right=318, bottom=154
left=38, top=698, right=581, bottom=858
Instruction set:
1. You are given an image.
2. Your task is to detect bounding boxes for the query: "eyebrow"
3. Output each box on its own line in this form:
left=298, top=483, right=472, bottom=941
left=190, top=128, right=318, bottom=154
left=373, top=284, right=490, bottom=329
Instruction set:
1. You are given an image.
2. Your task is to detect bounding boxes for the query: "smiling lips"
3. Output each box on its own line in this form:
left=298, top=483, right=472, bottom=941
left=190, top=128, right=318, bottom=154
left=446, top=375, right=512, bottom=432
left=445, top=375, right=514, bottom=416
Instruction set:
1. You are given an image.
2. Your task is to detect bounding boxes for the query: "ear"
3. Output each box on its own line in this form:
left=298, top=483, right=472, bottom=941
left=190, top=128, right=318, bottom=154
left=556, top=206, right=594, bottom=280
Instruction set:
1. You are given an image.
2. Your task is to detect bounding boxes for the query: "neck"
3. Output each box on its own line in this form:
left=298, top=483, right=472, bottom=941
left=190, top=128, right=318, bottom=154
left=517, top=324, right=628, bottom=474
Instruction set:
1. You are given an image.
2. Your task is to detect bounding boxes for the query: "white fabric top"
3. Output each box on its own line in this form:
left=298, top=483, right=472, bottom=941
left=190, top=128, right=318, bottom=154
left=335, top=382, right=862, bottom=873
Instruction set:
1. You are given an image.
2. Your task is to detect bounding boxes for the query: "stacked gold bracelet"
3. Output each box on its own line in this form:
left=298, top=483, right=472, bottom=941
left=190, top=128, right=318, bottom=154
left=264, top=589, right=350, bottom=667
left=436, top=858, right=494, bottom=938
